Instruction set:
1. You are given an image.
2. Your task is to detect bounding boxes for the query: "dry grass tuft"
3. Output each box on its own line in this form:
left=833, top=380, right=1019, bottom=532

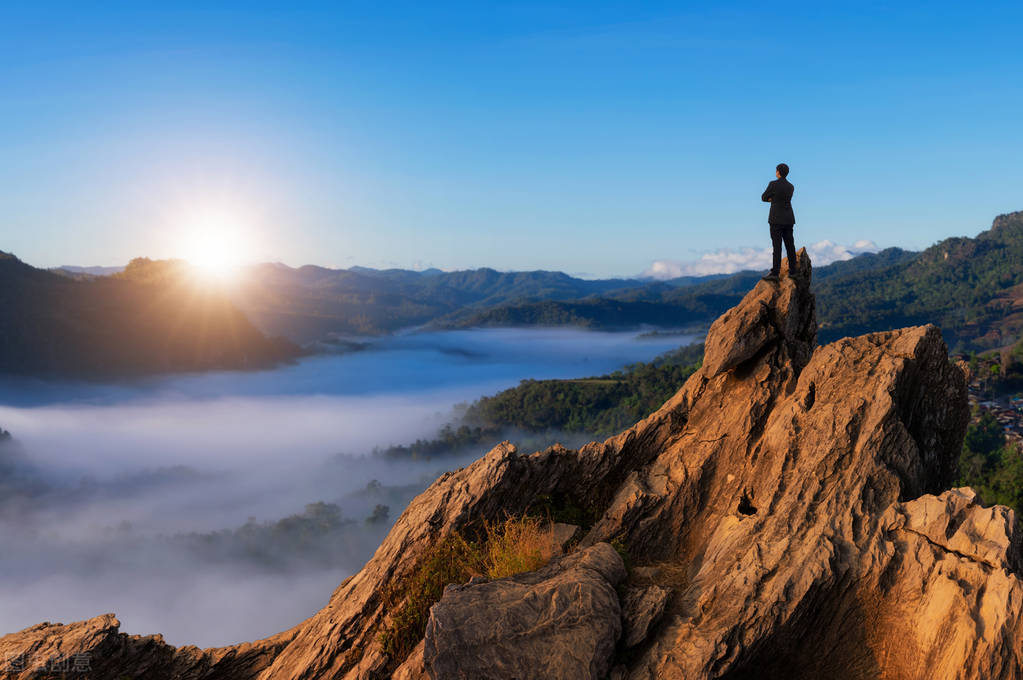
left=378, top=515, right=559, bottom=669
left=480, top=514, right=559, bottom=579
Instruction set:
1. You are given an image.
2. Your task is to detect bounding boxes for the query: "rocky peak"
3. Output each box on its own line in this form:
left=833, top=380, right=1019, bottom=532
left=2, top=253, right=1021, bottom=679
left=991, top=210, right=1023, bottom=233
left=702, top=248, right=815, bottom=377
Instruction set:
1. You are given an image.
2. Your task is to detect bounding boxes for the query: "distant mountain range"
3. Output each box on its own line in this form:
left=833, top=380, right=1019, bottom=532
left=231, top=209, right=1023, bottom=352
left=52, top=263, right=739, bottom=343
left=4, top=209, right=1022, bottom=377
left=0, top=253, right=299, bottom=378
left=232, top=264, right=653, bottom=342
left=224, top=249, right=921, bottom=343
left=52, top=265, right=126, bottom=277
left=432, top=248, right=920, bottom=338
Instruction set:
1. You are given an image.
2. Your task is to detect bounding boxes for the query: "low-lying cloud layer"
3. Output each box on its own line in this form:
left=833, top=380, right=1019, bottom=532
left=644, top=239, right=880, bottom=279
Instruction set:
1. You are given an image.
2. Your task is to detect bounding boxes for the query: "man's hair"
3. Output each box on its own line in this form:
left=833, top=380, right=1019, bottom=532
left=776, top=163, right=790, bottom=178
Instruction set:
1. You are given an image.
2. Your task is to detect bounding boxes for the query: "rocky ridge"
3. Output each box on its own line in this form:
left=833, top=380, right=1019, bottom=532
left=2, top=251, right=1021, bottom=679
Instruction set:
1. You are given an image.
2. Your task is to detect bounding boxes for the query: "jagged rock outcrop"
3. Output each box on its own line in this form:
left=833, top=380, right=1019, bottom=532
left=860, top=488, right=1023, bottom=680
left=0, top=613, right=293, bottom=679
left=3, top=249, right=1021, bottom=679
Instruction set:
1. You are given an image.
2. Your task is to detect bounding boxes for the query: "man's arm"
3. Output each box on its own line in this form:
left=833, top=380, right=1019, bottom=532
left=761, top=182, right=774, bottom=202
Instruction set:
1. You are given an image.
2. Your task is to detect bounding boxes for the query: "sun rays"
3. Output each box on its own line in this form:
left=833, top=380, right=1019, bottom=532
left=179, top=209, right=249, bottom=284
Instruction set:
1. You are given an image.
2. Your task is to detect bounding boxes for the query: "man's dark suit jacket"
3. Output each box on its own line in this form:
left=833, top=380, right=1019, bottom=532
left=761, top=177, right=795, bottom=225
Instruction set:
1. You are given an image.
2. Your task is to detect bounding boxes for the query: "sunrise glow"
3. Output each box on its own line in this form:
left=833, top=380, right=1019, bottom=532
left=181, top=214, right=247, bottom=283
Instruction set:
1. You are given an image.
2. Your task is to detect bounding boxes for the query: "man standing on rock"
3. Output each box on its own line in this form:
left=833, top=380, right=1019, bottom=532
left=761, top=163, right=797, bottom=282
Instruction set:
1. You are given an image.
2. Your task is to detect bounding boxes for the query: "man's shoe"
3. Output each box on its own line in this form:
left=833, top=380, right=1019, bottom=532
left=761, top=273, right=779, bottom=282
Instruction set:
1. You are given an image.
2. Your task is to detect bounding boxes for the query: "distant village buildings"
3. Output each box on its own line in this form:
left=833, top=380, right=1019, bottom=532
left=967, top=374, right=1023, bottom=445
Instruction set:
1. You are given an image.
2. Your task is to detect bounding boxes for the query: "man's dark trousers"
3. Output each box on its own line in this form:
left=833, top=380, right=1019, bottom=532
left=770, top=223, right=796, bottom=275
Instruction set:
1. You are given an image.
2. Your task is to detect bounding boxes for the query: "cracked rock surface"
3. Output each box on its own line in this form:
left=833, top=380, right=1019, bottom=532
left=2, top=249, right=1020, bottom=679
left=420, top=543, right=626, bottom=680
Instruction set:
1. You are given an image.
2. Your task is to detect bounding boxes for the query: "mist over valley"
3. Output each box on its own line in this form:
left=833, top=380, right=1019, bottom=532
left=0, top=328, right=692, bottom=647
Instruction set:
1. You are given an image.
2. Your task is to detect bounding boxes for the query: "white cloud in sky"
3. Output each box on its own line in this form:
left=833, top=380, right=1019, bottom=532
left=643, top=239, right=880, bottom=279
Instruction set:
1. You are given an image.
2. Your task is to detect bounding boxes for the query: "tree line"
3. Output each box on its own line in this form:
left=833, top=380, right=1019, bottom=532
left=377, top=343, right=704, bottom=459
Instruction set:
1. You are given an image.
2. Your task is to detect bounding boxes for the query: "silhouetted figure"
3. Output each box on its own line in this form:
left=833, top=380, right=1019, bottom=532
left=761, top=163, right=797, bottom=282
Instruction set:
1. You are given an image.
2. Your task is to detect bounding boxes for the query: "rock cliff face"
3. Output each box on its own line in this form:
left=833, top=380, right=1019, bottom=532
left=3, top=251, right=1021, bottom=679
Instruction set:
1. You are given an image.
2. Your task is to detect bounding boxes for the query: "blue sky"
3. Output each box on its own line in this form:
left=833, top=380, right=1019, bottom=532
left=1, top=1, right=1021, bottom=276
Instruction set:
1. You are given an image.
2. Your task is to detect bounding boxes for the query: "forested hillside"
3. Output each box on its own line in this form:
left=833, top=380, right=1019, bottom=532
left=378, top=343, right=704, bottom=460
left=957, top=410, right=1023, bottom=514
left=815, top=210, right=1023, bottom=348
left=0, top=253, right=299, bottom=377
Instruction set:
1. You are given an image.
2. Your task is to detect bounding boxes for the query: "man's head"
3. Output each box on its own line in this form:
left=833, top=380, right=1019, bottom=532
left=776, top=163, right=790, bottom=179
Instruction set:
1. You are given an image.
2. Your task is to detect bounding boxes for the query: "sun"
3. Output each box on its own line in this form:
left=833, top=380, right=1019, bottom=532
left=182, top=215, right=246, bottom=283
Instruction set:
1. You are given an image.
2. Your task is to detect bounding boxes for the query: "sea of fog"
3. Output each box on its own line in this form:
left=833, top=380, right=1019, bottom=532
left=0, top=328, right=696, bottom=647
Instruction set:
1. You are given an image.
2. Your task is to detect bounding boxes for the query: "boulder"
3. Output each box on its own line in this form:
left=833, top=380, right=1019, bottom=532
left=422, top=543, right=626, bottom=680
